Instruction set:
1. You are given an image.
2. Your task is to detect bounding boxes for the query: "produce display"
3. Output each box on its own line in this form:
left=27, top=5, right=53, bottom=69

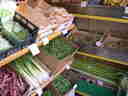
left=0, top=35, right=12, bottom=51
left=10, top=54, right=50, bottom=89
left=52, top=75, right=71, bottom=94
left=76, top=80, right=116, bottom=96
left=41, top=37, right=76, bottom=59
left=72, top=56, right=127, bottom=82
left=1, top=19, right=29, bottom=41
left=0, top=66, right=29, bottom=96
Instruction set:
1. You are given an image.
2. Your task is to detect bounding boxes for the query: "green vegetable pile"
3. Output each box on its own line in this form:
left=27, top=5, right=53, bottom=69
left=41, top=37, right=76, bottom=59
left=72, top=56, right=127, bottom=82
left=0, top=8, right=12, bottom=17
left=10, top=54, right=49, bottom=88
left=52, top=75, right=71, bottom=94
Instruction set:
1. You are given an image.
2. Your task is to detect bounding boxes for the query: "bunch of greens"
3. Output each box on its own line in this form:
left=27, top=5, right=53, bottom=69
left=10, top=54, right=50, bottom=88
left=52, top=75, right=71, bottom=94
left=41, top=37, right=76, bottom=59
left=72, top=57, right=127, bottom=82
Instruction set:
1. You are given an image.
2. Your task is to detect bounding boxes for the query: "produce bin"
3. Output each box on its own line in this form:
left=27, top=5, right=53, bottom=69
left=72, top=54, right=128, bottom=83
left=8, top=36, right=76, bottom=95
left=1, top=12, right=38, bottom=47
left=52, top=75, right=72, bottom=94
left=0, top=12, right=38, bottom=60
left=35, top=37, right=76, bottom=74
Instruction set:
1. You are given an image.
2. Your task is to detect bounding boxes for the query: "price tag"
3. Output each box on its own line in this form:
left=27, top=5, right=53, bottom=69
left=65, top=64, right=70, bottom=70
left=125, top=7, right=128, bottom=14
left=42, top=37, right=49, bottom=45
left=28, top=44, right=40, bottom=56
left=96, top=41, right=103, bottom=47
left=81, top=1, right=87, bottom=8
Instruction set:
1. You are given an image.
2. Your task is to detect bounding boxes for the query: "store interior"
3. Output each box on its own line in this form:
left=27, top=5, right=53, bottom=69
left=0, top=0, right=128, bottom=96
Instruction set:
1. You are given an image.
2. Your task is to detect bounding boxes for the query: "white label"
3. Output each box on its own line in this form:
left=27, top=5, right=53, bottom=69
left=96, top=41, right=103, bottom=47
left=125, top=7, right=128, bottom=14
left=97, top=80, right=103, bottom=86
left=65, top=64, right=70, bottom=70
left=28, top=44, right=40, bottom=56
left=81, top=1, right=87, bottom=8
left=42, top=37, right=49, bottom=45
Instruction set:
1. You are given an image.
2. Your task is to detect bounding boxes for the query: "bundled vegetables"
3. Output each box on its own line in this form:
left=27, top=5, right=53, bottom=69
left=72, top=56, right=127, bottom=82
left=10, top=54, right=50, bottom=89
left=0, top=66, right=29, bottom=96
left=52, top=75, right=71, bottom=94
left=42, top=37, right=76, bottom=59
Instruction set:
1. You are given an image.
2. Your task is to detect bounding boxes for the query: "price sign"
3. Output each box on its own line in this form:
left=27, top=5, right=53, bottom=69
left=42, top=37, right=49, bottom=45
left=28, top=44, right=40, bottom=56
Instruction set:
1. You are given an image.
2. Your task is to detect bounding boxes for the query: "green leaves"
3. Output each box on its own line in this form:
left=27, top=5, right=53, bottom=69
left=0, top=9, right=12, bottom=17
left=52, top=75, right=71, bottom=94
left=72, top=57, right=127, bottom=82
left=42, top=37, right=76, bottom=59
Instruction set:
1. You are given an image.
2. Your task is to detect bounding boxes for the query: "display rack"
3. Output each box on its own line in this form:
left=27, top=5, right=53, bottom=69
left=74, top=13, right=128, bottom=24
left=0, top=24, right=75, bottom=67
left=42, top=3, right=128, bottom=65
left=72, top=7, right=128, bottom=65
left=0, top=1, right=76, bottom=96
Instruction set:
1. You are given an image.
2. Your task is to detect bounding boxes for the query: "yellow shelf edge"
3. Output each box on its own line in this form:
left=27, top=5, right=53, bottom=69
left=73, top=13, right=128, bottom=24
left=0, top=24, right=75, bottom=68
left=77, top=51, right=128, bottom=65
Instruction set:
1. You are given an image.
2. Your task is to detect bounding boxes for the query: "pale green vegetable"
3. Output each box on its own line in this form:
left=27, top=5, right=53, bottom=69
left=10, top=54, right=50, bottom=88
left=0, top=35, right=12, bottom=51
left=2, top=20, right=29, bottom=41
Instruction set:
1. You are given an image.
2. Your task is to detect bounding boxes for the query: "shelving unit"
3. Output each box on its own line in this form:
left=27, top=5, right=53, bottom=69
left=72, top=8, right=128, bottom=66
left=0, top=24, right=75, bottom=67
left=0, top=1, right=76, bottom=95
left=44, top=2, right=128, bottom=66
left=1, top=1, right=128, bottom=96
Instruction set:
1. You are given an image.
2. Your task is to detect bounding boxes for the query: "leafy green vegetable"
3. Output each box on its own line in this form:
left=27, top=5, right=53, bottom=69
left=52, top=75, right=71, bottom=94
left=41, top=37, right=76, bottom=59
left=72, top=57, right=127, bottom=82
left=10, top=54, right=50, bottom=88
